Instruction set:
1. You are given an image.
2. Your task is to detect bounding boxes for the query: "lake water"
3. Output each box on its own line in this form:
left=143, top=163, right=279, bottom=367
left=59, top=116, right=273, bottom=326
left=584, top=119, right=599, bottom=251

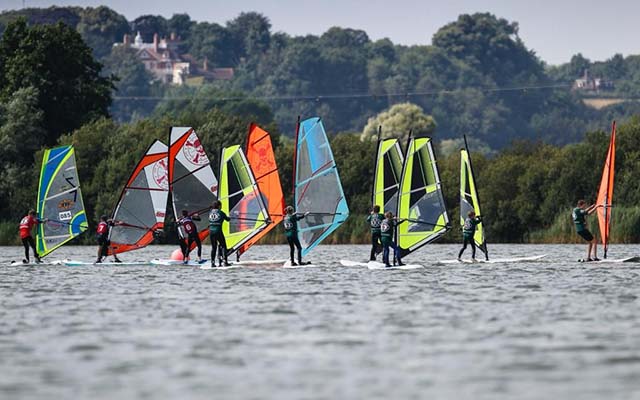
left=1, top=243, right=640, bottom=400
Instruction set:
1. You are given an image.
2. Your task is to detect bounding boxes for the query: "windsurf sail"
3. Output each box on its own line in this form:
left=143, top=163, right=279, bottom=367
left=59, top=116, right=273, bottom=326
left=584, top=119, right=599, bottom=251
left=460, top=135, right=488, bottom=260
left=36, top=145, right=88, bottom=257
left=108, top=140, right=169, bottom=254
left=597, top=121, right=616, bottom=259
left=373, top=137, right=404, bottom=214
left=294, top=117, right=349, bottom=256
left=237, top=123, right=285, bottom=256
left=396, top=136, right=450, bottom=257
left=218, top=144, right=270, bottom=254
left=168, top=127, right=218, bottom=245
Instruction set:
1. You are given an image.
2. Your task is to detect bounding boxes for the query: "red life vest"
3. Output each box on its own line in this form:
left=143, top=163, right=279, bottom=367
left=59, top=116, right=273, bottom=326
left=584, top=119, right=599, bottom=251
left=96, top=221, right=109, bottom=236
left=181, top=217, right=197, bottom=235
left=19, top=215, right=37, bottom=239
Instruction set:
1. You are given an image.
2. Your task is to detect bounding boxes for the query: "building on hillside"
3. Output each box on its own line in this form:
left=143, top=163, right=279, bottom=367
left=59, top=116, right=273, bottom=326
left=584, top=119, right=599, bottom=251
left=114, top=32, right=234, bottom=86
left=573, top=69, right=614, bottom=92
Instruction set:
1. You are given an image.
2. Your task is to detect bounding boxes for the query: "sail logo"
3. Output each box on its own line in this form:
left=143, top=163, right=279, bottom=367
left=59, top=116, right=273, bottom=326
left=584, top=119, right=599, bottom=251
left=152, top=159, right=168, bottom=189
left=58, top=199, right=75, bottom=211
left=252, top=141, right=275, bottom=175
left=183, top=132, right=209, bottom=166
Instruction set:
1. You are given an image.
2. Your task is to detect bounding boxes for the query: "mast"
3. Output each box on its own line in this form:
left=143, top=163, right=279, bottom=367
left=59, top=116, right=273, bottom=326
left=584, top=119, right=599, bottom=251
left=293, top=115, right=301, bottom=201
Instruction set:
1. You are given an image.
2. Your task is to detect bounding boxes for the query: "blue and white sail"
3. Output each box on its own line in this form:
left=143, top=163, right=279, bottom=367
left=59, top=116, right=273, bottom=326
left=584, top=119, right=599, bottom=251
left=294, top=117, right=349, bottom=256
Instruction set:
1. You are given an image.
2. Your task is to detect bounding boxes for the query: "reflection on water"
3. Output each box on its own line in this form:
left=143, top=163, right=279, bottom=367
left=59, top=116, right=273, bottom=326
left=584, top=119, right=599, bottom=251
left=1, top=244, right=640, bottom=399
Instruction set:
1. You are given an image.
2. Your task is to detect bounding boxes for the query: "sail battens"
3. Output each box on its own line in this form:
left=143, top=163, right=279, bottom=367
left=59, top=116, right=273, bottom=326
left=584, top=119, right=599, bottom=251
left=168, top=127, right=218, bottom=245
left=396, top=136, right=449, bottom=257
left=294, top=117, right=349, bottom=256
left=218, top=144, right=269, bottom=254
left=108, top=140, right=169, bottom=255
left=460, top=135, right=488, bottom=259
left=597, top=121, right=616, bottom=258
left=36, top=145, right=88, bottom=257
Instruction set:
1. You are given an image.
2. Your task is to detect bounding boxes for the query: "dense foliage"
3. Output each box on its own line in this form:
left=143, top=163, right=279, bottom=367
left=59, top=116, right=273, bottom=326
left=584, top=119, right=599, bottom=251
left=1, top=7, right=640, bottom=248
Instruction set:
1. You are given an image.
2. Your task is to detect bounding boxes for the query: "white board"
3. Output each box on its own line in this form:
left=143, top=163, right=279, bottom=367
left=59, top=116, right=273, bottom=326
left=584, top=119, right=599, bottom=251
left=438, top=254, right=547, bottom=264
left=367, top=261, right=423, bottom=270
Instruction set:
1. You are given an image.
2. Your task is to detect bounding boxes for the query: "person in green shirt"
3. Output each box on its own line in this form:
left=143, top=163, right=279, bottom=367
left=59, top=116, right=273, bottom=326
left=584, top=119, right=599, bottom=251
left=366, top=205, right=384, bottom=261
left=380, top=211, right=404, bottom=267
left=458, top=211, right=482, bottom=261
left=209, top=200, right=230, bottom=267
left=283, top=205, right=308, bottom=265
left=573, top=199, right=599, bottom=261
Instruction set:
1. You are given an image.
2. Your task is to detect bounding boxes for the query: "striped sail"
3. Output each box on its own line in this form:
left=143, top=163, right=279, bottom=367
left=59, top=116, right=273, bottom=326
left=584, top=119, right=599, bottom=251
left=460, top=135, right=488, bottom=260
left=396, top=137, right=450, bottom=257
left=373, top=138, right=404, bottom=214
left=36, top=145, right=88, bottom=257
left=218, top=145, right=269, bottom=254
left=596, top=121, right=616, bottom=258
left=109, top=140, right=169, bottom=254
left=294, top=117, right=349, bottom=256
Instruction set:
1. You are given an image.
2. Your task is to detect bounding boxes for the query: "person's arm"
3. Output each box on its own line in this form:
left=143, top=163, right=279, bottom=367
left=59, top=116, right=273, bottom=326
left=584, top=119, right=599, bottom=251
left=224, top=212, right=230, bottom=222
left=586, top=204, right=599, bottom=214
left=192, top=214, right=201, bottom=221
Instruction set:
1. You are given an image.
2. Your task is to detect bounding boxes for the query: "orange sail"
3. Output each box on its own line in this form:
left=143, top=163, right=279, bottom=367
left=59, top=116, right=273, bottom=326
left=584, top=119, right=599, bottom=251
left=596, top=121, right=616, bottom=258
left=238, top=123, right=285, bottom=256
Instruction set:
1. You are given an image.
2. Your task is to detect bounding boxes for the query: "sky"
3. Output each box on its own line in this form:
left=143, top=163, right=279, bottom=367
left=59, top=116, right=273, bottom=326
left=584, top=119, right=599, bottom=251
left=2, top=0, right=639, bottom=65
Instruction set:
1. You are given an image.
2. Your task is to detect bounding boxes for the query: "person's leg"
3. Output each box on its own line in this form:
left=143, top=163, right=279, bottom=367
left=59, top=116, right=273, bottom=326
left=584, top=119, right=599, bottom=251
left=195, top=235, right=202, bottom=259
left=22, top=238, right=29, bottom=261
left=27, top=237, right=39, bottom=261
left=287, top=237, right=295, bottom=263
left=458, top=238, right=468, bottom=259
left=592, top=237, right=598, bottom=259
left=394, top=244, right=403, bottom=265
left=294, top=237, right=302, bottom=264
left=471, top=240, right=477, bottom=259
left=210, top=235, right=218, bottom=265
left=219, top=233, right=228, bottom=265
left=370, top=233, right=377, bottom=260
left=383, top=243, right=390, bottom=265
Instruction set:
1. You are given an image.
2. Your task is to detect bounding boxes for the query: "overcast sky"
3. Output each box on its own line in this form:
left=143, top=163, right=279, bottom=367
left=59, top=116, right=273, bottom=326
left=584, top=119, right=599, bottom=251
left=2, top=0, right=638, bottom=65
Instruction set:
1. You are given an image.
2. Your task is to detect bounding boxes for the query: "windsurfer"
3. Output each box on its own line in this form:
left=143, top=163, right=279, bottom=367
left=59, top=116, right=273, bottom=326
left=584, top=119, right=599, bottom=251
left=367, top=205, right=384, bottom=261
left=209, top=200, right=230, bottom=267
left=283, top=206, right=308, bottom=265
left=177, top=210, right=202, bottom=263
left=573, top=200, right=599, bottom=261
left=96, top=215, right=122, bottom=263
left=19, top=210, right=46, bottom=263
left=380, top=211, right=404, bottom=267
left=458, top=211, right=482, bottom=261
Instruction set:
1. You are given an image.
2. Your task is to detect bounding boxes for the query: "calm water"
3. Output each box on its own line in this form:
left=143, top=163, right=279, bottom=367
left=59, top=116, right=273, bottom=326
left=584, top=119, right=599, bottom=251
left=1, top=244, right=640, bottom=400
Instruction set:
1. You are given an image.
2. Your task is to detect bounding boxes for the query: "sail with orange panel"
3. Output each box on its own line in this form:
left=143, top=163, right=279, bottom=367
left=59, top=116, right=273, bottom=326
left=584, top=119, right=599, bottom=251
left=237, top=123, right=285, bottom=257
left=596, top=121, right=616, bottom=259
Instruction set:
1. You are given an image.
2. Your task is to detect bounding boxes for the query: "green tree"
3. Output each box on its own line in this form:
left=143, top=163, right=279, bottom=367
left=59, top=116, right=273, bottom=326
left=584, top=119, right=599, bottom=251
left=131, top=15, right=168, bottom=42
left=361, top=102, right=436, bottom=142
left=0, top=18, right=115, bottom=145
left=76, top=6, right=129, bottom=59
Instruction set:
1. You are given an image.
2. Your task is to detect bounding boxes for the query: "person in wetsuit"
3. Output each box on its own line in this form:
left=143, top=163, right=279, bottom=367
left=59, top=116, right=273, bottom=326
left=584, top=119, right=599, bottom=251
left=209, top=201, right=230, bottom=267
left=177, top=210, right=202, bottom=263
left=96, top=215, right=122, bottom=263
left=573, top=199, right=599, bottom=261
left=458, top=211, right=482, bottom=262
left=367, top=205, right=384, bottom=261
left=283, top=206, right=309, bottom=265
left=380, top=211, right=404, bottom=267
left=19, top=210, right=45, bottom=263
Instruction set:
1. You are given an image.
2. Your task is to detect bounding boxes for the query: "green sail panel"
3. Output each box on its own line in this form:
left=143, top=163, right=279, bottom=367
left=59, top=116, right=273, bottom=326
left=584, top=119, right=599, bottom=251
left=373, top=138, right=404, bottom=214
left=460, top=137, right=488, bottom=260
left=218, top=145, right=269, bottom=254
left=396, top=137, right=449, bottom=257
left=36, top=145, right=88, bottom=257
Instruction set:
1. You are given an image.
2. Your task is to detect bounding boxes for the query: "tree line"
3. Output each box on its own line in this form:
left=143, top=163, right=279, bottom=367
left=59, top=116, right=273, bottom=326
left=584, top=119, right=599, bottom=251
left=3, top=7, right=640, bottom=150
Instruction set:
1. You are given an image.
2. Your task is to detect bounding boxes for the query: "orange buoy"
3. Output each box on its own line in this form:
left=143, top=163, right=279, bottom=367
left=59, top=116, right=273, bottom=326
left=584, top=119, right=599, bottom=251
left=170, top=248, right=184, bottom=261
